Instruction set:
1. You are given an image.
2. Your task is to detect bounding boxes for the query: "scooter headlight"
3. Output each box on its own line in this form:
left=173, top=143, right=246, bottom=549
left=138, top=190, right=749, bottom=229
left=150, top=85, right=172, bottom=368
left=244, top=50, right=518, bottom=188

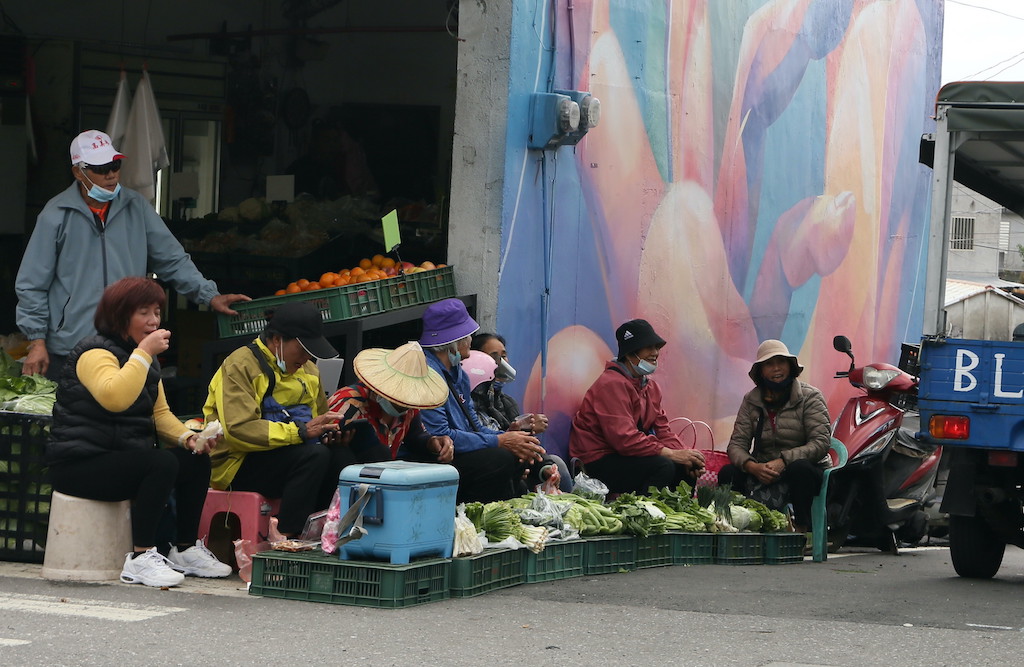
left=851, top=430, right=896, bottom=463
left=863, top=366, right=901, bottom=390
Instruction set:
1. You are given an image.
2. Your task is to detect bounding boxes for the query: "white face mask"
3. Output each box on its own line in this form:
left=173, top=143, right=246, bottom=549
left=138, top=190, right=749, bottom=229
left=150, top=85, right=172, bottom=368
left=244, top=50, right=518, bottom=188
left=496, top=358, right=517, bottom=382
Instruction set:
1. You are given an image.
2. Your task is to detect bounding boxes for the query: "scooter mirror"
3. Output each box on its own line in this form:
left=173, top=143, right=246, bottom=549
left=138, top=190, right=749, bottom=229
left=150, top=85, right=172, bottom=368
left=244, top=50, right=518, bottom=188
left=833, top=335, right=852, bottom=354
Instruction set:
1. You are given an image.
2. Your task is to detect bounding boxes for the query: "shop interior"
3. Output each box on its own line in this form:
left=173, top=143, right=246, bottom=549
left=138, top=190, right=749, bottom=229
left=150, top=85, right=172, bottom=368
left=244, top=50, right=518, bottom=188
left=0, top=1, right=465, bottom=413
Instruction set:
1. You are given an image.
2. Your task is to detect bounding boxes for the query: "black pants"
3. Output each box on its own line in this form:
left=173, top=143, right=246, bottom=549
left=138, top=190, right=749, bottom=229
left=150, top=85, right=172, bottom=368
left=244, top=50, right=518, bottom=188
left=584, top=453, right=695, bottom=495
left=229, top=441, right=390, bottom=534
left=717, top=459, right=823, bottom=527
left=449, top=447, right=523, bottom=503
left=49, top=447, right=210, bottom=549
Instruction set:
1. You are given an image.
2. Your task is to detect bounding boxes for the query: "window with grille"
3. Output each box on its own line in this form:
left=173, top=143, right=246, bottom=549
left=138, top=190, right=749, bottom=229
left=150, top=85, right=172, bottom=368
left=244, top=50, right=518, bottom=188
left=1000, top=220, right=1010, bottom=251
left=951, top=216, right=975, bottom=250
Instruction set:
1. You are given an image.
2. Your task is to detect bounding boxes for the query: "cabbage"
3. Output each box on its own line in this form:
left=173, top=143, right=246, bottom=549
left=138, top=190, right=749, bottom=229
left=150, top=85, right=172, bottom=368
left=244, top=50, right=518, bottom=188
left=729, top=505, right=754, bottom=531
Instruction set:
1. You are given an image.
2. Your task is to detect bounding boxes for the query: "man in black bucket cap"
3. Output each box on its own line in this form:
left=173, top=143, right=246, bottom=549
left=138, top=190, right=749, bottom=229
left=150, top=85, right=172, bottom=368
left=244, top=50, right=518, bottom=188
left=570, top=319, right=705, bottom=494
left=203, top=301, right=352, bottom=539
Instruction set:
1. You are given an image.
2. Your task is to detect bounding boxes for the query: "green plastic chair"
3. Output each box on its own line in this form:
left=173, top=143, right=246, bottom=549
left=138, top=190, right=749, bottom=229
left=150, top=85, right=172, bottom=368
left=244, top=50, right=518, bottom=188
left=811, top=437, right=848, bottom=562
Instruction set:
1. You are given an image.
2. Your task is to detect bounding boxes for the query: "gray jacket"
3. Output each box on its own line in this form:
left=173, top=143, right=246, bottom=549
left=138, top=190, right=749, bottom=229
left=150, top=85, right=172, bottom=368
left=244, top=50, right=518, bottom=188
left=727, top=380, right=831, bottom=469
left=16, top=183, right=218, bottom=356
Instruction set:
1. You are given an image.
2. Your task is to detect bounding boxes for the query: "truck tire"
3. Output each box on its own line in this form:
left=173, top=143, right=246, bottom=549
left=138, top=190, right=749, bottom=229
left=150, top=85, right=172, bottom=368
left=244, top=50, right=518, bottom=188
left=949, top=515, right=1005, bottom=579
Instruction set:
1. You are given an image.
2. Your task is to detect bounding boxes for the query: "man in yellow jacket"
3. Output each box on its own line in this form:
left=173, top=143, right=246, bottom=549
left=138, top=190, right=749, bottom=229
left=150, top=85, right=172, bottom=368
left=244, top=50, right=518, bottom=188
left=204, top=302, right=346, bottom=538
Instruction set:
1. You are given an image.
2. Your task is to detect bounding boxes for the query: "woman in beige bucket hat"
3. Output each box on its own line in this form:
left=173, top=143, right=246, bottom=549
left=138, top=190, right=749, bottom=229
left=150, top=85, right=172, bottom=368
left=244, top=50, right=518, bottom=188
left=719, top=339, right=831, bottom=532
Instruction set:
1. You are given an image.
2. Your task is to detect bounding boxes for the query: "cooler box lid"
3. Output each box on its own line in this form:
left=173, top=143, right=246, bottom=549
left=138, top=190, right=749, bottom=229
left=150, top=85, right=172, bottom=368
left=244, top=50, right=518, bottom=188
left=339, top=460, right=459, bottom=486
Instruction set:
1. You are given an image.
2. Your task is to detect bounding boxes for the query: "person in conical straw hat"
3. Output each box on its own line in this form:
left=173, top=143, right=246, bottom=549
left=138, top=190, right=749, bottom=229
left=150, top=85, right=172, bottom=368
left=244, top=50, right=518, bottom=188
left=328, top=341, right=454, bottom=462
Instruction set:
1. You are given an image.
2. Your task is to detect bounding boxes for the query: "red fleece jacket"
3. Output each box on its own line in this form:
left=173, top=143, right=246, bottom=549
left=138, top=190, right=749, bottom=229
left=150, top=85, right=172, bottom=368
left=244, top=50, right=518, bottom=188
left=569, top=361, right=685, bottom=464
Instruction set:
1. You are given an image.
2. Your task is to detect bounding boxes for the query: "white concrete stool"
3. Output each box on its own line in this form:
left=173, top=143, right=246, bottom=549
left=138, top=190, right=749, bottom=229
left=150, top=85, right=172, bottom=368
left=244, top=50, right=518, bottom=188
left=41, top=491, right=133, bottom=581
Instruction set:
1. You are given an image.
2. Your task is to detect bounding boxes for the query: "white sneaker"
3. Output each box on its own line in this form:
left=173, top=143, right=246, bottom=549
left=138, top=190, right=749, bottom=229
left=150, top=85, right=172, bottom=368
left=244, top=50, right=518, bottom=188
left=120, top=548, right=186, bottom=587
left=168, top=540, right=233, bottom=578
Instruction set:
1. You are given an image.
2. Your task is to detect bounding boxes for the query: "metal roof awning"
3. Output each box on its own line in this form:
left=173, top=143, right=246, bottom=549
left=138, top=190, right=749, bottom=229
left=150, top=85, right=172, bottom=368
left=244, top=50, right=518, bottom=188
left=920, top=82, right=1024, bottom=217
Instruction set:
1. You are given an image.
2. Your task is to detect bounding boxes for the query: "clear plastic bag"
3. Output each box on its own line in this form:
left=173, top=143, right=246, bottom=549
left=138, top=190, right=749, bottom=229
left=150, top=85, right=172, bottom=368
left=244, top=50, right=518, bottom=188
left=453, top=504, right=485, bottom=557
left=320, top=488, right=342, bottom=554
left=233, top=538, right=270, bottom=584
left=572, top=469, right=609, bottom=502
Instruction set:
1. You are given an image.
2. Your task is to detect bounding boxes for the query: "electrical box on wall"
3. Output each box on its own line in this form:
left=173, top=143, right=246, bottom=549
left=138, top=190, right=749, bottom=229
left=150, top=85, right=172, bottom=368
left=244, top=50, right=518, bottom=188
left=554, top=89, right=601, bottom=146
left=528, top=92, right=580, bottom=149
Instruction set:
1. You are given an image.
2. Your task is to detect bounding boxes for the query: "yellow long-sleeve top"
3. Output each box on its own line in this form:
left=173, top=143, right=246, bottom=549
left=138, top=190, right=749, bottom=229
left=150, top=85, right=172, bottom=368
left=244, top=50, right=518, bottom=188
left=203, top=338, right=327, bottom=489
left=76, top=347, right=193, bottom=448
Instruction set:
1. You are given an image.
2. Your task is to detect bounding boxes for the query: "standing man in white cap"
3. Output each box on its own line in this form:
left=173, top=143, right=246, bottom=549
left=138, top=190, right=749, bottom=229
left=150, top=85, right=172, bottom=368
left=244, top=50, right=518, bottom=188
left=15, top=130, right=250, bottom=380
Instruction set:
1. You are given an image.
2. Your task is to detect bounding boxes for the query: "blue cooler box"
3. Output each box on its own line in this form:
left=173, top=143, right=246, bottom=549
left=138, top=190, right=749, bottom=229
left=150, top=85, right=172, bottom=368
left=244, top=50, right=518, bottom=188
left=338, top=461, right=459, bottom=564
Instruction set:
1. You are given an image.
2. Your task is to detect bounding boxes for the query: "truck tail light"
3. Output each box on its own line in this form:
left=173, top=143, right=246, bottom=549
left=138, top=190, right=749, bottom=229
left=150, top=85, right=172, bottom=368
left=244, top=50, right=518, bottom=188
left=929, top=415, right=970, bottom=439
left=988, top=451, right=1018, bottom=467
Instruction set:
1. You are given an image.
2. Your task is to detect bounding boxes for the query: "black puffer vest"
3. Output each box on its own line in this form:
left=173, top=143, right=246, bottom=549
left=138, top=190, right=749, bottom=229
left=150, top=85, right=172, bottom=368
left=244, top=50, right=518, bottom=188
left=47, top=335, right=160, bottom=466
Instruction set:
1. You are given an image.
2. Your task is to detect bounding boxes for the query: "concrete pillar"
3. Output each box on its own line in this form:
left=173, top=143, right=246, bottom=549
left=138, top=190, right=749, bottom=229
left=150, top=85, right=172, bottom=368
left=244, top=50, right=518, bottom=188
left=447, top=0, right=514, bottom=331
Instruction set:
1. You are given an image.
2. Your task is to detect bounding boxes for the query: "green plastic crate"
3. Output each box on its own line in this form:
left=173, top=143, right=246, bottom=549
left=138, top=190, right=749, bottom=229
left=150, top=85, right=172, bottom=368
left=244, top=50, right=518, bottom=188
left=406, top=266, right=456, bottom=304
left=523, top=540, right=585, bottom=583
left=634, top=533, right=674, bottom=569
left=763, top=532, right=806, bottom=564
left=381, top=274, right=421, bottom=310
left=249, top=549, right=449, bottom=608
left=666, top=532, right=715, bottom=565
left=216, top=282, right=387, bottom=338
left=582, top=536, right=636, bottom=575
left=450, top=548, right=524, bottom=598
left=714, top=533, right=764, bottom=565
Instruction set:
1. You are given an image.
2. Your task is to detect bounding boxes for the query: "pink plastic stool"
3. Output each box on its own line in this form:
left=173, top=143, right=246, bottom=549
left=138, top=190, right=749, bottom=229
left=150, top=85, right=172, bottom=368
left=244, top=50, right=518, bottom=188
left=198, top=489, right=281, bottom=547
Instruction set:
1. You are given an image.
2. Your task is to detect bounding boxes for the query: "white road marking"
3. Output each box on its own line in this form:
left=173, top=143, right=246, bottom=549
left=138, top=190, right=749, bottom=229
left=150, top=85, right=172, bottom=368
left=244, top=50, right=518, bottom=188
left=0, top=592, right=187, bottom=623
left=966, top=623, right=1015, bottom=631
left=0, top=638, right=31, bottom=646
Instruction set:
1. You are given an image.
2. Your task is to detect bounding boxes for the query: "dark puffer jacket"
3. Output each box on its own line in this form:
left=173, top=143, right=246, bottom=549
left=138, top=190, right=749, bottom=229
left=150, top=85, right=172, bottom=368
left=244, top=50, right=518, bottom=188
left=47, top=335, right=160, bottom=466
left=727, top=380, right=831, bottom=469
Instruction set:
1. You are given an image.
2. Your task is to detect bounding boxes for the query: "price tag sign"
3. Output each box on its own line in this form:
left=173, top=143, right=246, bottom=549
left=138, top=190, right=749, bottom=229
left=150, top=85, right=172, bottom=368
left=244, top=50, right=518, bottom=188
left=382, top=210, right=401, bottom=252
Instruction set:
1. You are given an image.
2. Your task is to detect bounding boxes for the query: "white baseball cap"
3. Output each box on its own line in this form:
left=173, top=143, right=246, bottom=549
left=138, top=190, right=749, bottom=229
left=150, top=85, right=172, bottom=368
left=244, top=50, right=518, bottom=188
left=69, top=130, right=126, bottom=166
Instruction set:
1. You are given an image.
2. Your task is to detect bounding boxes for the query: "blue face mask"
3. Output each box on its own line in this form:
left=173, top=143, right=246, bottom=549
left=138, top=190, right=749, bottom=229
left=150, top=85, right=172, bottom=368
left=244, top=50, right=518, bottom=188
left=448, top=350, right=462, bottom=367
left=275, top=344, right=288, bottom=374
left=81, top=172, right=121, bottom=202
left=632, top=356, right=657, bottom=376
left=377, top=396, right=408, bottom=417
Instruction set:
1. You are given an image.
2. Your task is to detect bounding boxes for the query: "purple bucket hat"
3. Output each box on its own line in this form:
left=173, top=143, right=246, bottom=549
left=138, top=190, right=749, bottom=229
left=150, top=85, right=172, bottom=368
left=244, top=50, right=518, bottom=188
left=419, top=298, right=479, bottom=347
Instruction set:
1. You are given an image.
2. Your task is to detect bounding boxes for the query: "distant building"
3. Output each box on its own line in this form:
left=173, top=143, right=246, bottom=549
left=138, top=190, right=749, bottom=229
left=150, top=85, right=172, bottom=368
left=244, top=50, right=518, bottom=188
left=949, top=186, right=1024, bottom=282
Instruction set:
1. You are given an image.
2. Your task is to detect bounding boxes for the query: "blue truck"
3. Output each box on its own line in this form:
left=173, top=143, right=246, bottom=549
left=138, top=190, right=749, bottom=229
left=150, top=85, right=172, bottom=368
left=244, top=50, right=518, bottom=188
left=917, top=83, right=1024, bottom=578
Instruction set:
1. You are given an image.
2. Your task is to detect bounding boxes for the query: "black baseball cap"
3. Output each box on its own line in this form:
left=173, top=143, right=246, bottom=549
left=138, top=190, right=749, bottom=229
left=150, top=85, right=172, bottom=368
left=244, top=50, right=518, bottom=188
left=267, top=302, right=338, bottom=359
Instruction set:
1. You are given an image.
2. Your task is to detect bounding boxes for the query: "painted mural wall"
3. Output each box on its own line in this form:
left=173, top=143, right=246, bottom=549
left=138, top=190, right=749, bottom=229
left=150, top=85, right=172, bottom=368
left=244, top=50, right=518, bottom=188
left=495, top=0, right=943, bottom=459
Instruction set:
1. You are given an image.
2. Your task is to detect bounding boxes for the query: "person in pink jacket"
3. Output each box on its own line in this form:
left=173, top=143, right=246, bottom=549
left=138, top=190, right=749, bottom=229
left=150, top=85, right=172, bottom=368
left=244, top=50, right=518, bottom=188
left=569, top=319, right=705, bottom=494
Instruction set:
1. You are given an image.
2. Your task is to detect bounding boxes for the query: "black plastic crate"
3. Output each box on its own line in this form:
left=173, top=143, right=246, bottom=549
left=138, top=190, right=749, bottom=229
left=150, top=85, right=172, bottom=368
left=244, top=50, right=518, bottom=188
left=0, top=412, right=51, bottom=563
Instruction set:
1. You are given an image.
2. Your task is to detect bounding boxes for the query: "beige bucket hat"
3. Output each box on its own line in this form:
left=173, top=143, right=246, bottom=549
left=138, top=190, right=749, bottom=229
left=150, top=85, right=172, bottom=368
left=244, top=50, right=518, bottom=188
left=353, top=341, right=449, bottom=409
left=748, top=339, right=804, bottom=382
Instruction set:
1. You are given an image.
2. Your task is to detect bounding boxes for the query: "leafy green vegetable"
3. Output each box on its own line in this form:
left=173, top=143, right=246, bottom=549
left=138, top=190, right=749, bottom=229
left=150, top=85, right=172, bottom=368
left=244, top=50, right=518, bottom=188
left=610, top=492, right=668, bottom=538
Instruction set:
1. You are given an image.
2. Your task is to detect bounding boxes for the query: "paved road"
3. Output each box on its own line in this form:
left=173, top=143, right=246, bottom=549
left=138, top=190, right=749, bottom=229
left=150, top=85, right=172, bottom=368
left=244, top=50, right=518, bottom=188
left=1, top=545, right=1023, bottom=666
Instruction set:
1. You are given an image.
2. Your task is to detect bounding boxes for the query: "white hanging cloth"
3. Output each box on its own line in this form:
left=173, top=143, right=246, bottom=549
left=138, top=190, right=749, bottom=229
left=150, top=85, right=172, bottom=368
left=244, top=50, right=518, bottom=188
left=120, top=69, right=169, bottom=202
left=105, top=70, right=132, bottom=147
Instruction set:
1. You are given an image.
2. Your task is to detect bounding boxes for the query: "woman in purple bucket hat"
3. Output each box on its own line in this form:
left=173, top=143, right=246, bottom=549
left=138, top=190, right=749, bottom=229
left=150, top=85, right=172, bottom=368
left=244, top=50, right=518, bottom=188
left=417, top=299, right=547, bottom=502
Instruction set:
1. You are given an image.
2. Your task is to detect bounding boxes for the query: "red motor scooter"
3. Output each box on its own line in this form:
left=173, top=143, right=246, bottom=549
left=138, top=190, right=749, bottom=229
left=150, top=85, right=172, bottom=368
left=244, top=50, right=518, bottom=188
left=827, top=335, right=944, bottom=553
